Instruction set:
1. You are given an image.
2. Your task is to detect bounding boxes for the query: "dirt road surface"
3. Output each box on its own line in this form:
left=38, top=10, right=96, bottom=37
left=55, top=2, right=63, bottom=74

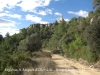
left=51, top=54, right=100, bottom=75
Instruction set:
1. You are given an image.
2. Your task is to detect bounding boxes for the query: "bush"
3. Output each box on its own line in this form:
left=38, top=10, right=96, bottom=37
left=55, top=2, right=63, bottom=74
left=80, top=46, right=96, bottom=62
left=84, top=19, right=100, bottom=61
left=18, top=33, right=42, bottom=52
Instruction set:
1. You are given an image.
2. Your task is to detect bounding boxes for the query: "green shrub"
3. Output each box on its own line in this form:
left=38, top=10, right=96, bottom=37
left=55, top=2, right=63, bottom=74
left=18, top=33, right=42, bottom=52
left=80, top=46, right=95, bottom=62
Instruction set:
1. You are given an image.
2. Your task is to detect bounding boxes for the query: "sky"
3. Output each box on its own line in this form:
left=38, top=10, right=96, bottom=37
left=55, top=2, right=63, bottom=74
left=0, top=0, right=94, bottom=36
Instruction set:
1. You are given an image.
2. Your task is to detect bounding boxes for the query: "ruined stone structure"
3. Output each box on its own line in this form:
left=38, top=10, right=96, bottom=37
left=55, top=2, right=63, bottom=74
left=57, top=15, right=65, bottom=23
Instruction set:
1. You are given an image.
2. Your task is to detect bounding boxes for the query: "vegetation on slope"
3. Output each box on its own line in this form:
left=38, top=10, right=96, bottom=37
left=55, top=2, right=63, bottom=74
left=0, top=0, right=100, bottom=75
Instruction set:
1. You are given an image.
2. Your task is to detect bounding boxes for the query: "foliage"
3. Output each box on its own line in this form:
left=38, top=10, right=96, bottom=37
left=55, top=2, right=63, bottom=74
left=0, top=34, right=3, bottom=43
left=0, top=0, right=100, bottom=75
left=18, top=33, right=42, bottom=52
left=84, top=19, right=100, bottom=61
left=5, top=32, right=10, bottom=37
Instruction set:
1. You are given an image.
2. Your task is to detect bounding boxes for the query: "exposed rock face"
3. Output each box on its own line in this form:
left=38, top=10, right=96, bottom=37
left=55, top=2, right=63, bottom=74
left=28, top=23, right=54, bottom=29
left=90, top=16, right=100, bottom=24
left=90, top=18, right=93, bottom=24
left=28, top=15, right=69, bottom=29
left=40, top=24, right=46, bottom=28
left=90, top=16, right=96, bottom=24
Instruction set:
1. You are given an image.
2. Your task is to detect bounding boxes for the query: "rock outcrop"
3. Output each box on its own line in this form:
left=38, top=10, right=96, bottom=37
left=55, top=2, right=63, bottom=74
left=28, top=15, right=69, bottom=29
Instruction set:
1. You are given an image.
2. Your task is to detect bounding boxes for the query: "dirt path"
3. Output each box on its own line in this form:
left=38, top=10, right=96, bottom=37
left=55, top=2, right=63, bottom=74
left=51, top=54, right=100, bottom=75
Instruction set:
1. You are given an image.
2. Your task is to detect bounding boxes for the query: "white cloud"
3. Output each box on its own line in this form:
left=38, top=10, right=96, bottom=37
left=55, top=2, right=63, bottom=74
left=40, top=21, right=48, bottom=24
left=4, top=11, right=10, bottom=13
left=0, top=0, right=21, bottom=12
left=25, top=14, right=48, bottom=24
left=31, top=8, right=52, bottom=16
left=25, top=14, right=42, bottom=23
left=0, top=27, right=19, bottom=37
left=0, top=0, right=51, bottom=13
left=38, top=10, right=47, bottom=16
left=46, top=9, right=52, bottom=15
left=0, top=19, right=19, bottom=37
left=17, top=0, right=51, bottom=12
left=37, top=9, right=52, bottom=16
left=0, top=13, right=22, bottom=19
left=64, top=18, right=69, bottom=21
left=68, top=10, right=88, bottom=17
left=9, top=14, right=22, bottom=19
left=0, top=19, right=16, bottom=27
left=55, top=12, right=62, bottom=16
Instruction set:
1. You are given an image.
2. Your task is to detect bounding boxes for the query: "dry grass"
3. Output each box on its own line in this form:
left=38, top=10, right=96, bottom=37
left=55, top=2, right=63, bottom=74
left=23, top=51, right=55, bottom=75
left=35, top=57, right=56, bottom=75
left=94, top=60, right=100, bottom=69
left=40, top=51, right=52, bottom=58
left=36, top=57, right=55, bottom=69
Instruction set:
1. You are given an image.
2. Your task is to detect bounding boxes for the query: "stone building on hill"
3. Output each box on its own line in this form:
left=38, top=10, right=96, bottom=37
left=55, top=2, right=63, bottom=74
left=57, top=15, right=65, bottom=23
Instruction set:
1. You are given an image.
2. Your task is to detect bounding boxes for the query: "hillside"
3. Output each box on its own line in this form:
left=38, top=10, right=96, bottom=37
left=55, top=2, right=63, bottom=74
left=0, top=0, right=100, bottom=75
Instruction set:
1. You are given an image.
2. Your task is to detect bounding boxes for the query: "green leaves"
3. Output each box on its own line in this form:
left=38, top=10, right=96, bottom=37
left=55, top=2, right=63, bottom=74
left=5, top=32, right=10, bottom=37
left=18, top=33, right=42, bottom=52
left=84, top=19, right=100, bottom=61
left=0, top=34, right=3, bottom=43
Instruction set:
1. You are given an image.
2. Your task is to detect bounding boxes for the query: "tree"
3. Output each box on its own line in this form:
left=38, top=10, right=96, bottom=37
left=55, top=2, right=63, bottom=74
left=88, top=11, right=94, bottom=18
left=93, top=0, right=100, bottom=8
left=27, top=28, right=35, bottom=35
left=84, top=19, right=100, bottom=61
left=5, top=32, right=10, bottom=37
left=0, top=34, right=3, bottom=43
left=54, top=20, right=59, bottom=26
left=20, top=28, right=27, bottom=38
left=95, top=6, right=100, bottom=14
left=18, top=33, right=42, bottom=52
left=34, top=23, right=40, bottom=33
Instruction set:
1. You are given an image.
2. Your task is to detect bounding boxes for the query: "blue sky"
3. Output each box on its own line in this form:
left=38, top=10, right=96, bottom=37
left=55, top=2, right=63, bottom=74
left=0, top=0, right=93, bottom=36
